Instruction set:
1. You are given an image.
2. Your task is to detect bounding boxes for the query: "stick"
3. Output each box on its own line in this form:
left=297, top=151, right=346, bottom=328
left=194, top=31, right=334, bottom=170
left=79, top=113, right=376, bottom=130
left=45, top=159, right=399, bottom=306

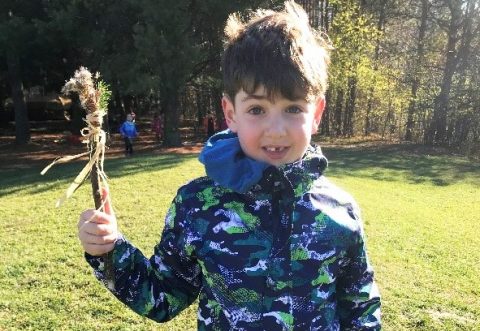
left=41, top=67, right=115, bottom=289
left=91, top=139, right=115, bottom=290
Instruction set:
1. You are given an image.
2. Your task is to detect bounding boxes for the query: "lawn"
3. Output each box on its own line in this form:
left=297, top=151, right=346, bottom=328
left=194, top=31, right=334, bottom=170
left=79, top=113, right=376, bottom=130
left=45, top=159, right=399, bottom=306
left=0, top=143, right=479, bottom=330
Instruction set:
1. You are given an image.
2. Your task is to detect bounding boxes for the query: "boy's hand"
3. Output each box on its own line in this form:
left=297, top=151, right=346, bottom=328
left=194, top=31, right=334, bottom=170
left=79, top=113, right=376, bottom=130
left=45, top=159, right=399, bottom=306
left=78, top=188, right=118, bottom=256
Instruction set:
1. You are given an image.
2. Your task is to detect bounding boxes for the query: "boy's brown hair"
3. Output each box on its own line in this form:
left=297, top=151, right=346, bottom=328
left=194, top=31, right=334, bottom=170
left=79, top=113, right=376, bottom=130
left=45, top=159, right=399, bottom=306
left=222, top=0, right=332, bottom=103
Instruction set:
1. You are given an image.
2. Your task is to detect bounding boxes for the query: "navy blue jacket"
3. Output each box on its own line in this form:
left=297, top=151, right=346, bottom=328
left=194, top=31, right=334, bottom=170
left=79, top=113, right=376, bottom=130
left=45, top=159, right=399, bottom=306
left=87, top=138, right=381, bottom=330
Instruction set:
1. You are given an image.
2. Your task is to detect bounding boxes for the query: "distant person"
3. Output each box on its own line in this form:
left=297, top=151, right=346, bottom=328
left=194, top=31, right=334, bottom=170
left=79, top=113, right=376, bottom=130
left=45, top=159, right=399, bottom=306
left=119, top=113, right=138, bottom=155
left=151, top=112, right=163, bottom=143
left=77, top=2, right=381, bottom=330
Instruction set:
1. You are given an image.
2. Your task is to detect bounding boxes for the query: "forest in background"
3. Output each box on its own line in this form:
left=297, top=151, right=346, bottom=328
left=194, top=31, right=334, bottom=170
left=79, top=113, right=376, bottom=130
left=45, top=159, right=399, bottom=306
left=0, top=0, right=479, bottom=155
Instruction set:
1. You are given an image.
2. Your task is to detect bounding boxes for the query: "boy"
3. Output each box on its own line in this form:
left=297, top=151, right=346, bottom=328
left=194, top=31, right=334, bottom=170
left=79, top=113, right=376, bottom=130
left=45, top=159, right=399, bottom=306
left=78, top=1, right=381, bottom=330
left=119, top=113, right=138, bottom=155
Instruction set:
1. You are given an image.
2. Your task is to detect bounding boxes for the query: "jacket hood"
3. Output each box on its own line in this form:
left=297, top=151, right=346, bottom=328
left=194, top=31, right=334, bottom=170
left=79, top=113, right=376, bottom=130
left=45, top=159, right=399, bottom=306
left=198, top=129, right=328, bottom=194
left=198, top=130, right=270, bottom=193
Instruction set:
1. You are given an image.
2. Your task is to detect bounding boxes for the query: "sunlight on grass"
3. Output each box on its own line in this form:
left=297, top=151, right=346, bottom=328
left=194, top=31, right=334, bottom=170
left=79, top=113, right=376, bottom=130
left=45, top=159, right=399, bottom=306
left=1, top=146, right=479, bottom=330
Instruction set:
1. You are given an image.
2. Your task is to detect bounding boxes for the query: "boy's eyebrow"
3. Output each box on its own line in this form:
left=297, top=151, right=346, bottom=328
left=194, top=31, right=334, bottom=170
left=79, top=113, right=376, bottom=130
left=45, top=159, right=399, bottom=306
left=242, top=93, right=307, bottom=103
left=241, top=94, right=268, bottom=102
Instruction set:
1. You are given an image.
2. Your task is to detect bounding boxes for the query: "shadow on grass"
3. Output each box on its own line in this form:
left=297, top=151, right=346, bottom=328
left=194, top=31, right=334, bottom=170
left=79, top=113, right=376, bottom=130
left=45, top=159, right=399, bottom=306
left=323, top=144, right=480, bottom=186
left=0, top=153, right=199, bottom=197
left=2, top=144, right=479, bottom=198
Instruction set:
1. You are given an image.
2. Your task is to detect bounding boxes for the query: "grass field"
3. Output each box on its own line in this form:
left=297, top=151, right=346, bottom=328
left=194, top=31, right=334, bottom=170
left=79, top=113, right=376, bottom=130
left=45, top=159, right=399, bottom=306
left=1, top=143, right=479, bottom=330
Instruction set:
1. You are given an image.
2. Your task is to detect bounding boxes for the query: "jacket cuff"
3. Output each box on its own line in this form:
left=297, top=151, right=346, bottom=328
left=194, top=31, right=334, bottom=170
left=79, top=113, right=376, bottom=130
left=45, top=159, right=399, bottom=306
left=85, top=234, right=127, bottom=273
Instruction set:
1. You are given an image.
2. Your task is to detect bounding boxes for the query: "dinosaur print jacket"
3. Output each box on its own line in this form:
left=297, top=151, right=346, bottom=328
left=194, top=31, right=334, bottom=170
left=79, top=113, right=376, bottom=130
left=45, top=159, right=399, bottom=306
left=86, top=140, right=381, bottom=330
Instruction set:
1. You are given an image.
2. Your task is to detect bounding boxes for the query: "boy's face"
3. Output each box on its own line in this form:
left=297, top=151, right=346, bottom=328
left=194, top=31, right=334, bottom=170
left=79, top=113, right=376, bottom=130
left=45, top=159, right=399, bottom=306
left=126, top=114, right=133, bottom=122
left=223, top=86, right=325, bottom=166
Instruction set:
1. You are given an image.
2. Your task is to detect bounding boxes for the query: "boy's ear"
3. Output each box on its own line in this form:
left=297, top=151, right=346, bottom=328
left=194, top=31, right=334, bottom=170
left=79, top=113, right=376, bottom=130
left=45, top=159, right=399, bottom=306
left=222, top=95, right=238, bottom=133
left=312, top=97, right=325, bottom=134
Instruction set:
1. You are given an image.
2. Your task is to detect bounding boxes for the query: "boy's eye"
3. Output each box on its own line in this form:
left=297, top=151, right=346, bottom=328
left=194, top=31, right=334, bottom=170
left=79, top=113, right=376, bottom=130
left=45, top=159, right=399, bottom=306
left=286, top=106, right=303, bottom=114
left=248, top=107, right=264, bottom=115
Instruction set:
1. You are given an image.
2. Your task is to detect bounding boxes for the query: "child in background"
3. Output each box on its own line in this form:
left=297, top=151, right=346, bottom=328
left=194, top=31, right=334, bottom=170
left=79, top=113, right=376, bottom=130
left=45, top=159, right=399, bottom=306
left=151, top=112, right=163, bottom=143
left=78, top=1, right=381, bottom=329
left=119, top=113, right=138, bottom=155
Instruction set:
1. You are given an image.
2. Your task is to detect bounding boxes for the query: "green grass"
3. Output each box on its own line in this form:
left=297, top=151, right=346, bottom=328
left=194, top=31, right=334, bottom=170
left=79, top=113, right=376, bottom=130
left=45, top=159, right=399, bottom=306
left=1, top=144, right=479, bottom=330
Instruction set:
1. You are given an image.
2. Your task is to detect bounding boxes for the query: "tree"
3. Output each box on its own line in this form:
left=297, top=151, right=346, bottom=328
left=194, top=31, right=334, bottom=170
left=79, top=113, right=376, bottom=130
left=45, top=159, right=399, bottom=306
left=45, top=0, right=143, bottom=123
left=131, top=0, right=271, bottom=146
left=0, top=2, right=47, bottom=144
left=426, top=0, right=479, bottom=145
left=363, top=0, right=387, bottom=136
left=327, top=0, right=378, bottom=136
left=405, top=0, right=430, bottom=141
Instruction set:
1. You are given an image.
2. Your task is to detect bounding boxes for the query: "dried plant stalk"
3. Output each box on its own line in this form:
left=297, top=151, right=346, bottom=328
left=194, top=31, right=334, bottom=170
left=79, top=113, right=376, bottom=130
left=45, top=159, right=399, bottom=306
left=61, top=67, right=109, bottom=209
left=41, top=67, right=114, bottom=289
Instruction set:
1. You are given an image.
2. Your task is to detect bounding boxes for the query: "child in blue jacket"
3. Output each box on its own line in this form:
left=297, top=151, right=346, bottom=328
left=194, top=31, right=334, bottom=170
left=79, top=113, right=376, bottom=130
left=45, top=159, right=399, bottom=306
left=119, top=113, right=138, bottom=155
left=78, top=1, right=381, bottom=329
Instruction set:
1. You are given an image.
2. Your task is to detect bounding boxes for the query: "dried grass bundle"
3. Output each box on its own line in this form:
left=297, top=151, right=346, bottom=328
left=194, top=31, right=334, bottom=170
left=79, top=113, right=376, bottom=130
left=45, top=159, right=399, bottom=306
left=42, top=67, right=111, bottom=208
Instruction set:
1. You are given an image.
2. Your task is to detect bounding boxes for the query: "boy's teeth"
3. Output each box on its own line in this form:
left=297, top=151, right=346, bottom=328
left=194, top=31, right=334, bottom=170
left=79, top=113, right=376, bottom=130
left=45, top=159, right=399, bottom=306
left=267, top=147, right=282, bottom=152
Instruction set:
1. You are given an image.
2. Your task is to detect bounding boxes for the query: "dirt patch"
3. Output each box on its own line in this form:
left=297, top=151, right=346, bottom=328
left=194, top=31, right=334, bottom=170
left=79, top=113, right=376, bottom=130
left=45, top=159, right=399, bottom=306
left=1, top=130, right=471, bottom=171
left=0, top=131, right=205, bottom=171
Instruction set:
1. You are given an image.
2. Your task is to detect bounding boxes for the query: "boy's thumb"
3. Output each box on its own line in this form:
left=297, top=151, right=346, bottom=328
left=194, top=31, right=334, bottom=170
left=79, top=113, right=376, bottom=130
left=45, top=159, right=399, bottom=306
left=101, top=187, right=114, bottom=216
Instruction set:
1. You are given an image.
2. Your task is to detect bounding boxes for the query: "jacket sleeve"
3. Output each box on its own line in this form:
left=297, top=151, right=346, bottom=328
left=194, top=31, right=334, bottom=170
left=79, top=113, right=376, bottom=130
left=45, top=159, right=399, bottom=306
left=86, top=195, right=202, bottom=322
left=336, top=204, right=381, bottom=330
left=119, top=123, right=125, bottom=136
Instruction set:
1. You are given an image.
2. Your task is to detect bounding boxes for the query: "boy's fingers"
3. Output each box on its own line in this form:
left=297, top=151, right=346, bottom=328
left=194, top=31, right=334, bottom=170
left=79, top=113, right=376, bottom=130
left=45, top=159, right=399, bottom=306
left=80, top=221, right=114, bottom=236
left=79, top=229, right=117, bottom=245
left=79, top=209, right=113, bottom=226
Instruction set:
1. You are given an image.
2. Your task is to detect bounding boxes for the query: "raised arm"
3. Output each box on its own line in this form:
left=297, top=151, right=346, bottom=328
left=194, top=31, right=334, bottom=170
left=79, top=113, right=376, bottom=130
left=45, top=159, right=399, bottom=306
left=78, top=191, right=201, bottom=322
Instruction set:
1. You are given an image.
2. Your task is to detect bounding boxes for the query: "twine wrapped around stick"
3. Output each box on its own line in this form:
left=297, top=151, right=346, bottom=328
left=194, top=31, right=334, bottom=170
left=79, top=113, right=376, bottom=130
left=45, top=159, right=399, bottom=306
left=41, top=68, right=110, bottom=207
left=41, top=123, right=107, bottom=207
left=41, top=67, right=114, bottom=289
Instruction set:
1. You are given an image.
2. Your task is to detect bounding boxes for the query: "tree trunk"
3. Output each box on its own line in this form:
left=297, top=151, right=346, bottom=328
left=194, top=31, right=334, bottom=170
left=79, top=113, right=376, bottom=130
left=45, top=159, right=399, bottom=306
left=122, top=95, right=133, bottom=115
left=6, top=48, right=30, bottom=144
left=298, top=0, right=333, bottom=31
left=323, top=0, right=330, bottom=32
left=405, top=0, right=429, bottom=141
left=427, top=18, right=457, bottom=144
left=365, top=0, right=387, bottom=136
left=333, top=89, right=344, bottom=136
left=320, top=89, right=331, bottom=135
left=344, top=76, right=357, bottom=137
left=427, top=0, right=475, bottom=145
left=365, top=102, right=371, bottom=136
left=163, top=89, right=182, bottom=147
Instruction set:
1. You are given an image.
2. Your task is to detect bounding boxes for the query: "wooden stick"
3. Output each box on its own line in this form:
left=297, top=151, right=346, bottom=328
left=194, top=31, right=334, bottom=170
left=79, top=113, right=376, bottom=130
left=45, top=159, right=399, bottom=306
left=91, top=149, right=115, bottom=290
left=41, top=67, right=114, bottom=289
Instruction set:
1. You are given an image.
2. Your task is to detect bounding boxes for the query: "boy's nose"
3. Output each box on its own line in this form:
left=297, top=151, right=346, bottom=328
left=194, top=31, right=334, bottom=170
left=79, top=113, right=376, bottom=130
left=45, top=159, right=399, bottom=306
left=265, top=115, right=287, bottom=138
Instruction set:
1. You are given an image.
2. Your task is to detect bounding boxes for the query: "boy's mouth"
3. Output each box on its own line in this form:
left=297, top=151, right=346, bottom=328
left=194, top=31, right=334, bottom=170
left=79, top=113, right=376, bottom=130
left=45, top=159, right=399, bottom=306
left=262, top=146, right=289, bottom=159
left=265, top=146, right=286, bottom=152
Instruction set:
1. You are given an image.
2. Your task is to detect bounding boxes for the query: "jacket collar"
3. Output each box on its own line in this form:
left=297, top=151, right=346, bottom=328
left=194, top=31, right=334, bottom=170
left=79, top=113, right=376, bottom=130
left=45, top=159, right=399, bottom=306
left=198, top=130, right=328, bottom=195
left=255, top=145, right=328, bottom=197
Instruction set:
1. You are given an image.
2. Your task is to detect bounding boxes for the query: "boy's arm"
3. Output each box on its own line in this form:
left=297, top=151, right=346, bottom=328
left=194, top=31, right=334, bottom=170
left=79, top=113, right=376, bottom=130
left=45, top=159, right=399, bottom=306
left=85, top=196, right=201, bottom=322
left=336, top=206, right=381, bottom=330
